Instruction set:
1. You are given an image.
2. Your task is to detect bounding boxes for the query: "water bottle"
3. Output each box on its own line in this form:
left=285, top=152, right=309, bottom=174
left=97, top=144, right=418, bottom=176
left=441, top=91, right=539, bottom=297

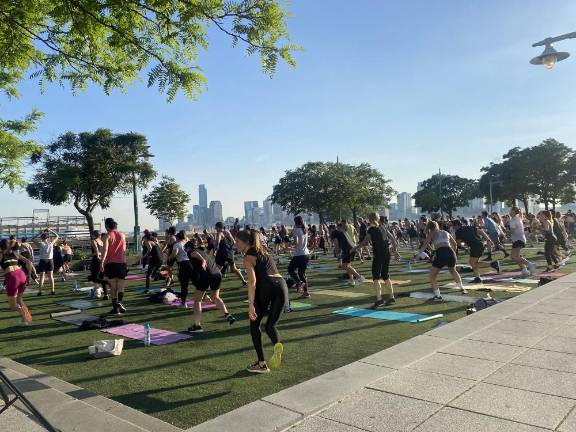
left=144, top=323, right=151, bottom=347
left=74, top=280, right=78, bottom=292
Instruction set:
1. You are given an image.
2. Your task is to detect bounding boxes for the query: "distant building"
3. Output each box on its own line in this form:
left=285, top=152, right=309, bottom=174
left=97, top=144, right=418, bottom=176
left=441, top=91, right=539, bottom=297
left=244, top=201, right=259, bottom=222
left=209, top=200, right=223, bottom=225
left=199, top=184, right=208, bottom=208
left=263, top=197, right=273, bottom=226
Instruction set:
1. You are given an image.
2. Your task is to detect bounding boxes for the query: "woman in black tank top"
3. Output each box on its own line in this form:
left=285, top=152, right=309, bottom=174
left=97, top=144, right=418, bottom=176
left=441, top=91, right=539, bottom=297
left=236, top=229, right=288, bottom=374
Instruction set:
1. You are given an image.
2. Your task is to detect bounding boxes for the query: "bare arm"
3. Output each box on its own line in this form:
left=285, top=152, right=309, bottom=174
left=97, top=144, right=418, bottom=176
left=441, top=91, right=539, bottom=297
left=100, top=235, right=109, bottom=269
left=244, top=255, right=258, bottom=321
left=417, top=232, right=434, bottom=255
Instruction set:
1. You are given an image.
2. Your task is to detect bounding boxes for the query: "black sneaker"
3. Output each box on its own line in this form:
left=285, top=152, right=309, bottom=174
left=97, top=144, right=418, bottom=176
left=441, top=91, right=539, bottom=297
left=103, top=295, right=109, bottom=300
left=37, top=291, right=42, bottom=297
left=371, top=299, right=385, bottom=309
left=117, top=303, right=126, bottom=314
left=432, top=295, right=444, bottom=303
left=226, top=314, right=236, bottom=326
left=490, top=260, right=501, bottom=274
left=385, top=297, right=397, bottom=306
left=108, top=308, right=120, bottom=315
left=469, top=277, right=483, bottom=284
left=247, top=361, right=270, bottom=374
left=188, top=324, right=204, bottom=333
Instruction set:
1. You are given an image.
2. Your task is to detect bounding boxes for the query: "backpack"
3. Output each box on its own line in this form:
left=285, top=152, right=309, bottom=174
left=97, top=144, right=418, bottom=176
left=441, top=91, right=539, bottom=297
left=466, top=297, right=499, bottom=315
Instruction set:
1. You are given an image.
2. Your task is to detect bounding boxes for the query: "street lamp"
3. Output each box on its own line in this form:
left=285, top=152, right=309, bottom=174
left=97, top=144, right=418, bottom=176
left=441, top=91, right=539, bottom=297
left=530, top=32, right=575, bottom=69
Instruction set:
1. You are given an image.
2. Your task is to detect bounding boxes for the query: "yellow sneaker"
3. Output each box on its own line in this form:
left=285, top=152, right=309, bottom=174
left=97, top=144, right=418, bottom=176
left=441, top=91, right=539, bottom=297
left=268, top=342, right=284, bottom=369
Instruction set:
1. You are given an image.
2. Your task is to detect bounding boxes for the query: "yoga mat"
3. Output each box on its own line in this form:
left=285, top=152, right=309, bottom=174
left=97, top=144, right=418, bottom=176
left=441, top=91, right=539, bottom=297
left=166, top=299, right=217, bottom=311
left=463, top=276, right=495, bottom=282
left=443, top=282, right=531, bottom=293
left=288, top=301, right=317, bottom=311
left=512, top=279, right=540, bottom=285
left=52, top=313, right=99, bottom=326
left=125, top=274, right=146, bottom=281
left=57, top=300, right=109, bottom=310
left=333, top=307, right=443, bottom=323
left=133, top=287, right=163, bottom=294
left=102, top=323, right=192, bottom=345
left=409, top=291, right=476, bottom=303
left=72, top=287, right=94, bottom=293
left=50, top=309, right=83, bottom=318
left=311, top=289, right=369, bottom=298
left=309, top=265, right=337, bottom=271
left=359, top=279, right=412, bottom=285
left=535, top=272, right=566, bottom=278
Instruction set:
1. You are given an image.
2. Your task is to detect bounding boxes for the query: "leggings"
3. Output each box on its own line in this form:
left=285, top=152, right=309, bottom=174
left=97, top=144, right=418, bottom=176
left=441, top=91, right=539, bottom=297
left=288, top=255, right=309, bottom=286
left=250, top=277, right=288, bottom=362
left=544, top=233, right=559, bottom=266
left=178, top=260, right=193, bottom=303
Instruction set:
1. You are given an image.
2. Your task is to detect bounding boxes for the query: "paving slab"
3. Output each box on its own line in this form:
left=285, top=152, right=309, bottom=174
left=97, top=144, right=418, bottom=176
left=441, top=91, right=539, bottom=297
left=360, top=335, right=452, bottom=369
left=559, top=407, right=576, bottom=432
left=288, top=417, right=365, bottom=432
left=264, top=361, right=393, bottom=415
left=105, top=403, right=182, bottom=432
left=449, top=383, right=575, bottom=429
left=368, top=369, right=474, bottom=404
left=485, top=363, right=576, bottom=399
left=423, top=316, right=496, bottom=340
left=511, top=349, right=576, bottom=374
left=185, top=400, right=302, bottom=432
left=508, top=310, right=575, bottom=324
left=526, top=302, right=576, bottom=316
left=319, top=389, right=441, bottom=432
left=408, top=352, right=504, bottom=381
left=534, top=336, right=576, bottom=354
left=1, top=406, right=45, bottom=432
left=466, top=328, right=545, bottom=347
left=551, top=323, right=576, bottom=339
left=414, top=407, right=550, bottom=432
left=487, top=318, right=559, bottom=337
left=438, top=338, right=527, bottom=362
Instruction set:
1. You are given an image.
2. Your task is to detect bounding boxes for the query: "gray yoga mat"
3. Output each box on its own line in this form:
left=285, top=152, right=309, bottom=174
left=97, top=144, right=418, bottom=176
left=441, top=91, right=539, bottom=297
left=57, top=300, right=108, bottom=310
left=409, top=291, right=476, bottom=303
left=52, top=313, right=100, bottom=326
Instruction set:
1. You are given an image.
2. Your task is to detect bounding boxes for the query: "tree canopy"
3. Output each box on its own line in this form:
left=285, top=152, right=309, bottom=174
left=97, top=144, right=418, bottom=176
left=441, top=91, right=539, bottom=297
left=143, top=176, right=190, bottom=225
left=26, top=129, right=156, bottom=232
left=414, top=174, right=478, bottom=218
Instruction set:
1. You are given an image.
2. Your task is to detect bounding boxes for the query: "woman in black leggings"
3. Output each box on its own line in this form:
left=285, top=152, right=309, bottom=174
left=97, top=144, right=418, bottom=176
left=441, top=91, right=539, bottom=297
left=287, top=215, right=310, bottom=298
left=236, top=229, right=288, bottom=374
left=538, top=211, right=560, bottom=272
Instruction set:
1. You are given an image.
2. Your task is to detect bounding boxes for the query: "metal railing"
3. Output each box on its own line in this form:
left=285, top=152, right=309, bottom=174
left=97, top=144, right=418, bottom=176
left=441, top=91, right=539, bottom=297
left=0, top=370, right=60, bottom=432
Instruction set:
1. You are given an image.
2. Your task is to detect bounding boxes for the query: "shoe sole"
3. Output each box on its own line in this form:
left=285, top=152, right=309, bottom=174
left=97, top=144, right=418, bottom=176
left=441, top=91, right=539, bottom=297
left=247, top=368, right=270, bottom=374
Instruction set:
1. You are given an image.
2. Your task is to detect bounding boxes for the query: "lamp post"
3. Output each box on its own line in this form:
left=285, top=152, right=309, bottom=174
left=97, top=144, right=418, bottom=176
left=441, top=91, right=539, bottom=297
left=530, top=32, right=575, bottom=69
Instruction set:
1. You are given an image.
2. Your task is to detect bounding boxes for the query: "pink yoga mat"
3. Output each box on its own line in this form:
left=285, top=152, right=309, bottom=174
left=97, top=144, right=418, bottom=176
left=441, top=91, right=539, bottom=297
left=102, top=323, right=192, bottom=345
left=125, top=274, right=146, bottom=281
left=167, top=299, right=217, bottom=311
left=486, top=271, right=566, bottom=278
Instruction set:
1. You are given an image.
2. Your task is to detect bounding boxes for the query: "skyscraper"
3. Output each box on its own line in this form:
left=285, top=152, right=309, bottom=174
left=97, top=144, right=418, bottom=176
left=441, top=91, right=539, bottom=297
left=244, top=201, right=258, bottom=222
left=397, top=192, right=412, bottom=217
left=199, top=184, right=208, bottom=208
left=209, top=200, right=223, bottom=225
left=263, top=196, right=273, bottom=226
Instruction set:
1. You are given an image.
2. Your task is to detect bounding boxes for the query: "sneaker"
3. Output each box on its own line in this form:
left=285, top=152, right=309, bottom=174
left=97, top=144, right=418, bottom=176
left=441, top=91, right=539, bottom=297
left=384, top=297, right=397, bottom=306
left=372, top=299, right=385, bottom=309
left=521, top=268, right=531, bottom=277
left=247, top=361, right=270, bottom=374
left=490, top=260, right=501, bottom=274
left=36, top=291, right=42, bottom=297
left=460, top=288, right=468, bottom=294
left=469, top=277, right=483, bottom=284
left=117, top=303, right=127, bottom=314
left=348, top=280, right=356, bottom=287
left=432, top=295, right=444, bottom=303
left=188, top=324, right=204, bottom=333
left=268, top=342, right=284, bottom=369
left=103, top=295, right=109, bottom=300
left=356, top=276, right=366, bottom=284
left=180, top=302, right=189, bottom=309
left=51, top=290, right=56, bottom=295
left=108, top=308, right=121, bottom=315
left=225, top=314, right=236, bottom=326
left=527, top=262, right=537, bottom=273
left=299, top=292, right=311, bottom=299
left=20, top=320, right=30, bottom=327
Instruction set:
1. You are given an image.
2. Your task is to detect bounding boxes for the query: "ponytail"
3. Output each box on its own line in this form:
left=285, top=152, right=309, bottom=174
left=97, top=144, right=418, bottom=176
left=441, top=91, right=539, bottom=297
left=237, top=229, right=268, bottom=256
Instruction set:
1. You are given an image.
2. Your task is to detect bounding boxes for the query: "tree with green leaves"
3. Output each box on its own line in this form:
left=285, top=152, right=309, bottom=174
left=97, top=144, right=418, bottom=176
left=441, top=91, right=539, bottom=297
left=26, top=129, right=156, bottom=233
left=414, top=174, right=479, bottom=218
left=1, top=0, right=298, bottom=187
left=272, top=162, right=341, bottom=224
left=337, top=163, right=395, bottom=224
left=143, top=176, right=191, bottom=226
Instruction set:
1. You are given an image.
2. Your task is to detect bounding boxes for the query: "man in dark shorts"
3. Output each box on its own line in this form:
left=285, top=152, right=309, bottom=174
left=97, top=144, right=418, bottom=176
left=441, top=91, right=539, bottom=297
left=214, top=222, right=246, bottom=286
left=329, top=224, right=364, bottom=286
left=453, top=219, right=500, bottom=284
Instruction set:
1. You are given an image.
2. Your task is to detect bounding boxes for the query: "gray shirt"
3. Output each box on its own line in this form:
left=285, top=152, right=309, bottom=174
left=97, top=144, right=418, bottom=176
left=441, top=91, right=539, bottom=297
left=173, top=241, right=189, bottom=262
left=293, top=227, right=310, bottom=256
left=38, top=240, right=53, bottom=260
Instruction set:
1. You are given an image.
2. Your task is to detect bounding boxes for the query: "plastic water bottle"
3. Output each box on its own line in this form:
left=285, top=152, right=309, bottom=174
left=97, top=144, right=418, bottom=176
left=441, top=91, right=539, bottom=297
left=144, top=323, right=151, bottom=347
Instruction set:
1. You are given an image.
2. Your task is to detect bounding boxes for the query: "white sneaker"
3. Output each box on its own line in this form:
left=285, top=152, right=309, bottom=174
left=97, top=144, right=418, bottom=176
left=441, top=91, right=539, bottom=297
left=527, top=262, right=537, bottom=273
left=348, top=280, right=356, bottom=287
left=356, top=276, right=366, bottom=284
left=521, top=268, right=531, bottom=277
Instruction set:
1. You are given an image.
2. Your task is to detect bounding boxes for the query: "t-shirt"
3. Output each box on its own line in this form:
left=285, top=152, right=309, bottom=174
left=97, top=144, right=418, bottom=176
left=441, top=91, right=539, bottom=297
left=509, top=215, right=526, bottom=243
left=455, top=226, right=483, bottom=246
left=292, top=227, right=310, bottom=256
left=367, top=226, right=389, bottom=255
left=38, top=240, right=53, bottom=260
left=173, top=241, right=189, bottom=262
left=330, top=230, right=353, bottom=252
left=483, top=217, right=499, bottom=238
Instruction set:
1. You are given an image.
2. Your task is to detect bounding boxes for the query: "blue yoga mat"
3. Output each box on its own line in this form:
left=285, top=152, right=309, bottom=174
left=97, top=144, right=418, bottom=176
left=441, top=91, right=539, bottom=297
left=333, top=307, right=443, bottom=323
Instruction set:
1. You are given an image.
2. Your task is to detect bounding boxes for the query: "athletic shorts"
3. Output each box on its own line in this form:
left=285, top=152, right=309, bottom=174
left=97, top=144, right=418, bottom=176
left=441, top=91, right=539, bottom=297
left=372, top=251, right=391, bottom=281
left=196, top=275, right=222, bottom=292
left=38, top=259, right=54, bottom=273
left=341, top=250, right=355, bottom=264
left=512, top=240, right=526, bottom=249
left=5, top=268, right=27, bottom=297
left=104, top=262, right=127, bottom=279
left=215, top=255, right=234, bottom=267
left=469, top=242, right=485, bottom=258
left=432, top=247, right=456, bottom=269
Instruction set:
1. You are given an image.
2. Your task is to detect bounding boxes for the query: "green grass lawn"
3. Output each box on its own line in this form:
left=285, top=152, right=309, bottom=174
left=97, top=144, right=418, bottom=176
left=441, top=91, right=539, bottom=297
left=0, top=245, right=573, bottom=428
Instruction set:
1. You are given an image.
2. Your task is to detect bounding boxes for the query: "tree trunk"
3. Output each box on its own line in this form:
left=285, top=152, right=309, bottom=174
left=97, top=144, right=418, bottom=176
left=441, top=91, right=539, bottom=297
left=73, top=200, right=95, bottom=234
left=544, top=202, right=549, bottom=211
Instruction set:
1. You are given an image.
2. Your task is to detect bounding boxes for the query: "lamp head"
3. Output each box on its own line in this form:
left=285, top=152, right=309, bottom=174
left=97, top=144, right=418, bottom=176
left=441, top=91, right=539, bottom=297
left=530, top=43, right=570, bottom=69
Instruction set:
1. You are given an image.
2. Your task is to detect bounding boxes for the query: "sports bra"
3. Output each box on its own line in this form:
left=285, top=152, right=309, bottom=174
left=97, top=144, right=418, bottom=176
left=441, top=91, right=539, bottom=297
left=1, top=253, right=19, bottom=270
left=433, top=230, right=451, bottom=249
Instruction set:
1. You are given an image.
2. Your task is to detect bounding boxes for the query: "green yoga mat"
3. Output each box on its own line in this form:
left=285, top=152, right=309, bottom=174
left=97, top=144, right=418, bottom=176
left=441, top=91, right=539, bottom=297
left=289, top=301, right=317, bottom=311
left=333, top=307, right=443, bottom=323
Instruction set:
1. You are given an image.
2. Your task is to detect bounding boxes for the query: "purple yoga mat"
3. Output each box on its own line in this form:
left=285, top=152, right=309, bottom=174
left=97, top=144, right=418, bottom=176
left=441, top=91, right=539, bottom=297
left=102, top=323, right=192, bottom=345
left=166, top=299, right=217, bottom=311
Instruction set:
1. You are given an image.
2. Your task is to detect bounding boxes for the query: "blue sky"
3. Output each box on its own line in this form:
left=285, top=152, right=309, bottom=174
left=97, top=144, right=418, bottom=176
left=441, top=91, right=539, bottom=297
left=3, top=0, right=576, bottom=230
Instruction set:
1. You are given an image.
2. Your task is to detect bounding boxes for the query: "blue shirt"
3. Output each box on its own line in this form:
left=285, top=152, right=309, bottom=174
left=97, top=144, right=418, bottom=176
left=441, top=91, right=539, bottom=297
left=483, top=217, right=499, bottom=238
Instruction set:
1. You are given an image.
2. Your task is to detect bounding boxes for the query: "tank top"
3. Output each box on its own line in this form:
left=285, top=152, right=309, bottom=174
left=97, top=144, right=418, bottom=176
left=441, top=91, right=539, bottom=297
left=150, top=242, right=162, bottom=261
left=246, top=248, right=279, bottom=285
left=433, top=230, right=451, bottom=249
left=105, top=230, right=126, bottom=264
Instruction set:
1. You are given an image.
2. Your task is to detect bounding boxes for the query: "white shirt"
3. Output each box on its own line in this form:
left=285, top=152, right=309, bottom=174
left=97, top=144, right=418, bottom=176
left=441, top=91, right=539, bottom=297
left=293, top=227, right=310, bottom=256
left=39, top=240, right=53, bottom=260
left=510, top=215, right=526, bottom=243
left=173, top=241, right=189, bottom=262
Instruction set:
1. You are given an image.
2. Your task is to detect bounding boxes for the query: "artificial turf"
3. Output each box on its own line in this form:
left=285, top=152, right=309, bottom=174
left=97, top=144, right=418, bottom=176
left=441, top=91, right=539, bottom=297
left=0, top=245, right=573, bottom=428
